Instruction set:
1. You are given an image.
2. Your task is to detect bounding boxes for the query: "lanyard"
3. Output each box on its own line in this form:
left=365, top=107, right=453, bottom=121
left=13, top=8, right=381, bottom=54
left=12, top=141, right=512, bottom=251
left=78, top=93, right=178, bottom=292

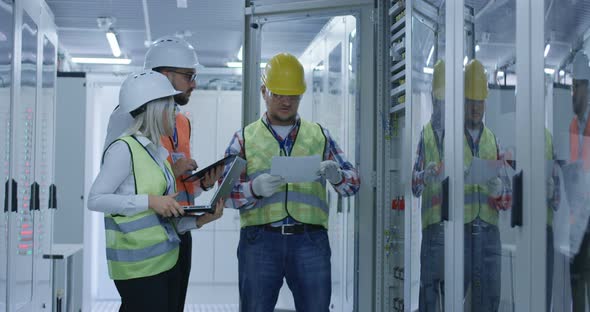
left=143, top=143, right=175, bottom=196
left=171, top=127, right=178, bottom=151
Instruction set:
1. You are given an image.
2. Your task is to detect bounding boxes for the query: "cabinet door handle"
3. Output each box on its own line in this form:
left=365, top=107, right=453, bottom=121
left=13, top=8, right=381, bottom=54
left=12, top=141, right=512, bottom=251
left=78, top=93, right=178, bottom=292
left=30, top=182, right=40, bottom=211
left=441, top=177, right=449, bottom=221
left=511, top=170, right=523, bottom=227
left=49, top=184, right=57, bottom=210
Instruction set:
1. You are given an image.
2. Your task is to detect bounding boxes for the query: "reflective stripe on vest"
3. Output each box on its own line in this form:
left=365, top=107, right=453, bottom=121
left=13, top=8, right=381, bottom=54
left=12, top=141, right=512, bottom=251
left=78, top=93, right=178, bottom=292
left=161, top=113, right=195, bottom=206
left=241, top=119, right=328, bottom=228
left=104, top=136, right=179, bottom=280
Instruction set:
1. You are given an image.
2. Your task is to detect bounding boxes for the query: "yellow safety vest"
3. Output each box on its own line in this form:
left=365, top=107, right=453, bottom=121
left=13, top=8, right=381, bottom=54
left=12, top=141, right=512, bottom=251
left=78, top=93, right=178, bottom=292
left=103, top=136, right=179, bottom=280
left=241, top=119, right=329, bottom=228
left=422, top=124, right=500, bottom=227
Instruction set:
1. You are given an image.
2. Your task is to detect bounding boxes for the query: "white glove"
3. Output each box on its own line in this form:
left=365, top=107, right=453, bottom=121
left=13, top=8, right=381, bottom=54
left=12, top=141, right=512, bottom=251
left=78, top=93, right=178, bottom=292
left=547, top=177, right=555, bottom=200
left=252, top=173, right=285, bottom=198
left=318, top=160, right=343, bottom=184
left=486, top=176, right=503, bottom=198
left=424, top=162, right=441, bottom=185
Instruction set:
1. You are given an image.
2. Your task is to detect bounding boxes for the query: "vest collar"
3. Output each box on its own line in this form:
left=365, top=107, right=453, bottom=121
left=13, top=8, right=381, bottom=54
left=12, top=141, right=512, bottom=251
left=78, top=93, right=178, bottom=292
left=134, top=134, right=169, bottom=161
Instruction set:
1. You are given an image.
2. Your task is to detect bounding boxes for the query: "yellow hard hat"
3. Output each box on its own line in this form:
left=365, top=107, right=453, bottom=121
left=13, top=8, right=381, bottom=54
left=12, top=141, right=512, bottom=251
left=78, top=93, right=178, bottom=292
left=464, top=59, right=488, bottom=101
left=262, top=53, right=306, bottom=96
left=432, top=60, right=445, bottom=101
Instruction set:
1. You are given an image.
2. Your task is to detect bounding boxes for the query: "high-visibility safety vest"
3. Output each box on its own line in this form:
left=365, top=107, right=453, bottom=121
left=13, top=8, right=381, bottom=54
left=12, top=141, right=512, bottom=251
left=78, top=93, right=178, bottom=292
left=104, top=136, right=179, bottom=280
left=569, top=116, right=590, bottom=171
left=161, top=113, right=194, bottom=205
left=241, top=119, right=329, bottom=228
left=421, top=123, right=499, bottom=228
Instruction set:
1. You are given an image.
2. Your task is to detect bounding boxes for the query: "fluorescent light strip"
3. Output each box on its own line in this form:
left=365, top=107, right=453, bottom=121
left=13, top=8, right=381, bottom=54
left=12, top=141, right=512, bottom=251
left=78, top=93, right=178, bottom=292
left=106, top=31, right=121, bottom=57
left=544, top=44, right=551, bottom=58
left=237, top=45, right=243, bottom=61
left=544, top=68, right=555, bottom=75
left=226, top=62, right=267, bottom=68
left=423, top=67, right=434, bottom=74
left=71, top=57, right=131, bottom=65
left=426, top=46, right=434, bottom=66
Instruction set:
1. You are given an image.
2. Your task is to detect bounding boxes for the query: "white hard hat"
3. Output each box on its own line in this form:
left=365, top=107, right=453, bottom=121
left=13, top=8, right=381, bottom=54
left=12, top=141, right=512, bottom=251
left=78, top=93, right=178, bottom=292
left=144, top=36, right=199, bottom=70
left=119, top=70, right=181, bottom=117
left=572, top=51, right=590, bottom=81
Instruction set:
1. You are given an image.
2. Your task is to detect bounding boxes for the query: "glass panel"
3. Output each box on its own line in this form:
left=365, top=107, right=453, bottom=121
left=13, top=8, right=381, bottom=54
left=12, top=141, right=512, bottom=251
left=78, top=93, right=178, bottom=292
left=463, top=1, right=516, bottom=311
left=345, top=21, right=357, bottom=304
left=410, top=0, right=445, bottom=311
left=13, top=10, right=37, bottom=306
left=33, top=35, right=56, bottom=308
left=258, top=14, right=358, bottom=311
left=544, top=1, right=590, bottom=311
left=0, top=2, right=13, bottom=310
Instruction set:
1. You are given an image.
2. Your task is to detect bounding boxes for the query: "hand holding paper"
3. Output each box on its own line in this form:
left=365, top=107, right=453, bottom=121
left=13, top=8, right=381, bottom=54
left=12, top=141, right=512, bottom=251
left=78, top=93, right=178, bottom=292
left=270, top=155, right=322, bottom=183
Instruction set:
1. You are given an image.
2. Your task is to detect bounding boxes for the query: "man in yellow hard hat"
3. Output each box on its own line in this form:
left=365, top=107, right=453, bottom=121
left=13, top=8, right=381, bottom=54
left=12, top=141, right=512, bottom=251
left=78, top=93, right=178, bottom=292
left=223, top=52, right=360, bottom=311
left=463, top=59, right=511, bottom=311
left=412, top=59, right=510, bottom=311
left=411, top=59, right=447, bottom=311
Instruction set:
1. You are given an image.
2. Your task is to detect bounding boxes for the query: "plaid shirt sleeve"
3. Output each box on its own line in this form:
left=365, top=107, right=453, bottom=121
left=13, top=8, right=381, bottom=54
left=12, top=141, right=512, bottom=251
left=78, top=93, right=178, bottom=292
left=493, top=138, right=514, bottom=210
left=223, top=129, right=258, bottom=210
left=412, top=130, right=426, bottom=197
left=320, top=127, right=360, bottom=197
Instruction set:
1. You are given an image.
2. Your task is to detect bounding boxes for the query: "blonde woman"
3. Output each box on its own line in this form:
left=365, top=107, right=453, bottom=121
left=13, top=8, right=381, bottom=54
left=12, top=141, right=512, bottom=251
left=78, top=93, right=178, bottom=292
left=88, top=71, right=222, bottom=311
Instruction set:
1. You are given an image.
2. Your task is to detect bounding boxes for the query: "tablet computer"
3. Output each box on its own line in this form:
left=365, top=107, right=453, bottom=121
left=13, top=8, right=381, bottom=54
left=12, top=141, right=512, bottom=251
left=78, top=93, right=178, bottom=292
left=182, top=155, right=237, bottom=183
left=182, top=156, right=246, bottom=213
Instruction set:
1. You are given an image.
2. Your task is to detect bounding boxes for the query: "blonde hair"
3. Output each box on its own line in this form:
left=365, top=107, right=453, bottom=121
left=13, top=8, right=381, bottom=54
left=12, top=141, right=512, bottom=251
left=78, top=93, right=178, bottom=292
left=125, top=97, right=175, bottom=146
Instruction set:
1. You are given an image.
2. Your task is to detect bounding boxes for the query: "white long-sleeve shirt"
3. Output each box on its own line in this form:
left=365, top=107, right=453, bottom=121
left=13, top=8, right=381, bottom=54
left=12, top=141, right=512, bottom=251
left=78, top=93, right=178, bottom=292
left=88, top=135, right=198, bottom=233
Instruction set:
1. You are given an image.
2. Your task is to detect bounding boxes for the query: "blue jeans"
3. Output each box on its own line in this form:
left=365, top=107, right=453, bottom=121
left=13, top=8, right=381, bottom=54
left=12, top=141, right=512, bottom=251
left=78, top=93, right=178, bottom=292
left=419, top=222, right=445, bottom=312
left=237, top=226, right=332, bottom=312
left=464, top=218, right=501, bottom=312
left=419, top=219, right=501, bottom=312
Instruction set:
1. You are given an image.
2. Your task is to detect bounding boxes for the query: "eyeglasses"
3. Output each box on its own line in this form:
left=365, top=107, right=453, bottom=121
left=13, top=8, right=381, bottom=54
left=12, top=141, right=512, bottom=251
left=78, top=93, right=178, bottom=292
left=168, top=69, right=197, bottom=82
left=267, top=90, right=302, bottom=102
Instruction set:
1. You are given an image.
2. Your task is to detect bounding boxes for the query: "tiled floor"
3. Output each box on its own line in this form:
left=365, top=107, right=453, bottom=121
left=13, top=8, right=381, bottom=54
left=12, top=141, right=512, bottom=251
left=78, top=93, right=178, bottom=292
left=92, top=301, right=239, bottom=312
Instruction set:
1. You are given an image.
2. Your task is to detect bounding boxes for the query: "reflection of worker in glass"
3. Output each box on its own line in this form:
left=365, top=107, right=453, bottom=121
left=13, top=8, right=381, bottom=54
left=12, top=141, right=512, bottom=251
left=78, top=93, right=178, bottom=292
left=545, top=128, right=560, bottom=312
left=463, top=59, right=511, bottom=311
left=223, top=53, right=360, bottom=311
left=568, top=50, right=590, bottom=312
left=412, top=59, right=509, bottom=311
left=412, top=60, right=446, bottom=312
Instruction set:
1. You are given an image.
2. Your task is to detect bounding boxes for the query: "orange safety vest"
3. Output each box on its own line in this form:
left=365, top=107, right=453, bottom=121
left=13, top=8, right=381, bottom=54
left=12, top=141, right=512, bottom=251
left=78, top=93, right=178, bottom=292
left=161, top=113, right=195, bottom=205
left=569, top=116, right=590, bottom=171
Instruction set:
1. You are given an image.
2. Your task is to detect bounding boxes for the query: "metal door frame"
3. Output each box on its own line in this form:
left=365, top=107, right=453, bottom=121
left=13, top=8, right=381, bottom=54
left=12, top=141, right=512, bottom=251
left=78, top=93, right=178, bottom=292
left=243, top=1, right=376, bottom=311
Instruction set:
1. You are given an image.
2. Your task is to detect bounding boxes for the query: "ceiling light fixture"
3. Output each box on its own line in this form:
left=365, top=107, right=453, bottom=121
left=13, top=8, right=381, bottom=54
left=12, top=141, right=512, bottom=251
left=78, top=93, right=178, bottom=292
left=544, top=68, right=555, bottom=75
left=426, top=46, right=434, bottom=66
left=423, top=67, right=434, bottom=74
left=226, top=62, right=267, bottom=68
left=237, top=45, right=243, bottom=61
left=544, top=43, right=551, bottom=58
left=106, top=30, right=121, bottom=57
left=71, top=57, right=131, bottom=65
left=475, top=44, right=480, bottom=52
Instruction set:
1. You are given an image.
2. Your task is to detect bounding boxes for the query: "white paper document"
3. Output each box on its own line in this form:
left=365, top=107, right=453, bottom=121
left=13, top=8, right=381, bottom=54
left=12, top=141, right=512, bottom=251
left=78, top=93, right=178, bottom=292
left=465, top=157, right=515, bottom=184
left=271, top=155, right=321, bottom=183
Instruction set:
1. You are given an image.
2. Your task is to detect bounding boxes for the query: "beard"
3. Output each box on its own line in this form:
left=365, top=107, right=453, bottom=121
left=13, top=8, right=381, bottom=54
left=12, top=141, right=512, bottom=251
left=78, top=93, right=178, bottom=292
left=174, top=93, right=190, bottom=106
left=269, top=111, right=296, bottom=124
